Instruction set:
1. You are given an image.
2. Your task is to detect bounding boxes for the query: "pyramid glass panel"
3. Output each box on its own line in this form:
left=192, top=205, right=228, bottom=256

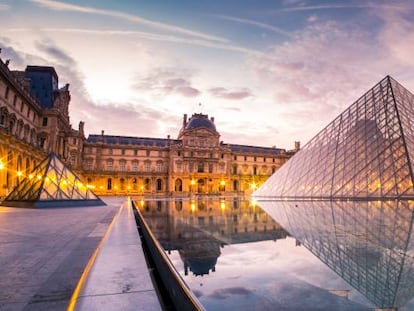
left=254, top=76, right=414, bottom=199
left=257, top=200, right=414, bottom=309
left=2, top=153, right=104, bottom=208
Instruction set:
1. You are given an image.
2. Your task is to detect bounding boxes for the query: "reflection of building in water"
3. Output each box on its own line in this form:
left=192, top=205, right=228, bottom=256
left=137, top=198, right=288, bottom=276
left=255, top=76, right=414, bottom=199
left=259, top=200, right=414, bottom=309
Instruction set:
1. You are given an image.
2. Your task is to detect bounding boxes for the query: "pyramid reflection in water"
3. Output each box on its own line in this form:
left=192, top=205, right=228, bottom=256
left=2, top=153, right=104, bottom=207
left=255, top=76, right=414, bottom=199
left=258, top=200, right=414, bottom=309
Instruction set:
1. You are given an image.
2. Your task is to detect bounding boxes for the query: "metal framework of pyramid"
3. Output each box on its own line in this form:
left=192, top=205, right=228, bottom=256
left=255, top=76, right=414, bottom=199
left=2, top=153, right=105, bottom=207
left=258, top=200, right=414, bottom=309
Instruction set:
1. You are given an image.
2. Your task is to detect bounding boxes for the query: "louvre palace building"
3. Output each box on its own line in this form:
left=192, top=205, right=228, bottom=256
left=0, top=55, right=297, bottom=199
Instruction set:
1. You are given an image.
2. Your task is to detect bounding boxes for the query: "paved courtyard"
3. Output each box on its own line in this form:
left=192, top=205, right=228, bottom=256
left=0, top=197, right=122, bottom=311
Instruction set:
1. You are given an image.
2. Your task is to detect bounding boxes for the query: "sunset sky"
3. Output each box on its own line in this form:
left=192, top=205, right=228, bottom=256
left=1, top=0, right=414, bottom=149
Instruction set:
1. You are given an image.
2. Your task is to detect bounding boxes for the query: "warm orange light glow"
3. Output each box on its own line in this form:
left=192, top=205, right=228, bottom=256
left=220, top=200, right=226, bottom=210
left=99, top=185, right=103, bottom=189
left=45, top=177, right=50, bottom=182
left=114, top=185, right=118, bottom=190
left=0, top=162, right=4, bottom=170
left=140, top=185, right=144, bottom=190
left=37, top=174, right=42, bottom=180
left=140, top=200, right=144, bottom=207
left=17, top=171, right=22, bottom=177
left=127, top=185, right=131, bottom=190
left=220, top=180, right=226, bottom=186
left=28, top=174, right=33, bottom=179
left=190, top=179, right=196, bottom=185
left=86, top=184, right=95, bottom=189
left=190, top=201, right=196, bottom=211
left=250, top=183, right=257, bottom=190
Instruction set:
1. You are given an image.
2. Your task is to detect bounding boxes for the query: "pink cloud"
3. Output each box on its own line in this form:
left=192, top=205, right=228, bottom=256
left=208, top=87, right=252, bottom=100
left=135, top=69, right=201, bottom=98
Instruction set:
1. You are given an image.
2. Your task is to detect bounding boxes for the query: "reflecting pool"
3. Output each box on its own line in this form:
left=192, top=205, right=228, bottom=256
left=136, top=197, right=414, bottom=310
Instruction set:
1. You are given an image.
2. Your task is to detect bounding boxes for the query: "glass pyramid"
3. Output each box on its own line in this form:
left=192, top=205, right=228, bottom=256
left=2, top=153, right=105, bottom=207
left=255, top=76, right=414, bottom=199
left=258, top=199, right=414, bottom=309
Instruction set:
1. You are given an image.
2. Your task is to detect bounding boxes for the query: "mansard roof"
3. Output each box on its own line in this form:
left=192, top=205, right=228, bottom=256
left=87, top=134, right=179, bottom=147
left=227, top=144, right=286, bottom=155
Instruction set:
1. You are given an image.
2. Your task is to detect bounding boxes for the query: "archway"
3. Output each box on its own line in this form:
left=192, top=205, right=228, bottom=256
left=197, top=179, right=205, bottom=193
left=175, top=179, right=183, bottom=192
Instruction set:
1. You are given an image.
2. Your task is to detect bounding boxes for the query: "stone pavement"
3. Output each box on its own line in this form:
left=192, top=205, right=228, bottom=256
left=72, top=197, right=162, bottom=311
left=0, top=197, right=122, bottom=311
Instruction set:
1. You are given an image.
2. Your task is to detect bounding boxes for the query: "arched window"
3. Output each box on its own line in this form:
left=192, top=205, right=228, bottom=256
left=144, top=178, right=151, bottom=191
left=175, top=179, right=183, bottom=192
left=156, top=178, right=162, bottom=191
left=233, top=180, right=239, bottom=191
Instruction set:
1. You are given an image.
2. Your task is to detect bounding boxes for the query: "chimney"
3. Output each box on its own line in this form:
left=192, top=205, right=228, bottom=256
left=183, top=114, right=187, bottom=126
left=294, top=141, right=300, bottom=151
left=101, top=130, right=104, bottom=136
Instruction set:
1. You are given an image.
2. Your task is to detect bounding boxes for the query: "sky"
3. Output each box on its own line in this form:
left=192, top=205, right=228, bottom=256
left=1, top=0, right=414, bottom=149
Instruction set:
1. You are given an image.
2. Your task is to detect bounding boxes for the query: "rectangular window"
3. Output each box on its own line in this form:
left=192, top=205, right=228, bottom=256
left=157, top=162, right=163, bottom=172
left=70, top=154, right=76, bottom=166
left=209, top=163, right=213, bottom=173
left=132, top=161, right=138, bottom=171
left=198, top=163, right=204, bottom=173
left=134, top=149, right=138, bottom=156
left=120, top=161, right=126, bottom=171
left=42, top=117, right=48, bottom=126
left=121, top=149, right=125, bottom=155
left=145, top=162, right=150, bottom=172
left=87, top=159, right=93, bottom=170
left=107, top=160, right=113, bottom=170
left=176, top=162, right=182, bottom=171
left=189, top=162, right=194, bottom=173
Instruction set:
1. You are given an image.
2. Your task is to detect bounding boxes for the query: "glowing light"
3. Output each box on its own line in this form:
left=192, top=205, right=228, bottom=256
left=0, top=161, right=4, bottom=170
left=190, top=201, right=196, bottom=212
left=28, top=174, right=33, bottom=180
left=45, top=177, right=50, bottom=182
left=250, top=183, right=257, bottom=190
left=140, top=185, right=144, bottom=190
left=127, top=185, right=131, bottom=190
left=62, top=180, right=67, bottom=185
left=190, top=179, right=196, bottom=185
left=140, top=200, right=144, bottom=207
left=114, top=185, right=118, bottom=190
left=220, top=200, right=226, bottom=210
left=220, top=180, right=226, bottom=186
left=86, top=184, right=95, bottom=189
left=37, top=174, right=42, bottom=180
left=99, top=185, right=103, bottom=189
left=17, top=171, right=22, bottom=177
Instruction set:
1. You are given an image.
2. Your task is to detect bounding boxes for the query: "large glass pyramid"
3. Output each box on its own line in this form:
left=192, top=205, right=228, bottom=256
left=2, top=153, right=105, bottom=207
left=255, top=76, right=414, bottom=199
left=258, top=200, right=414, bottom=309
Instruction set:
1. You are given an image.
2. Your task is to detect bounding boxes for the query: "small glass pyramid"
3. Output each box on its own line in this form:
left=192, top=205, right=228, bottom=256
left=2, top=153, right=105, bottom=207
left=255, top=76, right=414, bottom=199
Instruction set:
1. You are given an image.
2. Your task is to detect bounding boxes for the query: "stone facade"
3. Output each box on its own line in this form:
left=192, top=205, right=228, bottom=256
left=0, top=56, right=297, bottom=199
